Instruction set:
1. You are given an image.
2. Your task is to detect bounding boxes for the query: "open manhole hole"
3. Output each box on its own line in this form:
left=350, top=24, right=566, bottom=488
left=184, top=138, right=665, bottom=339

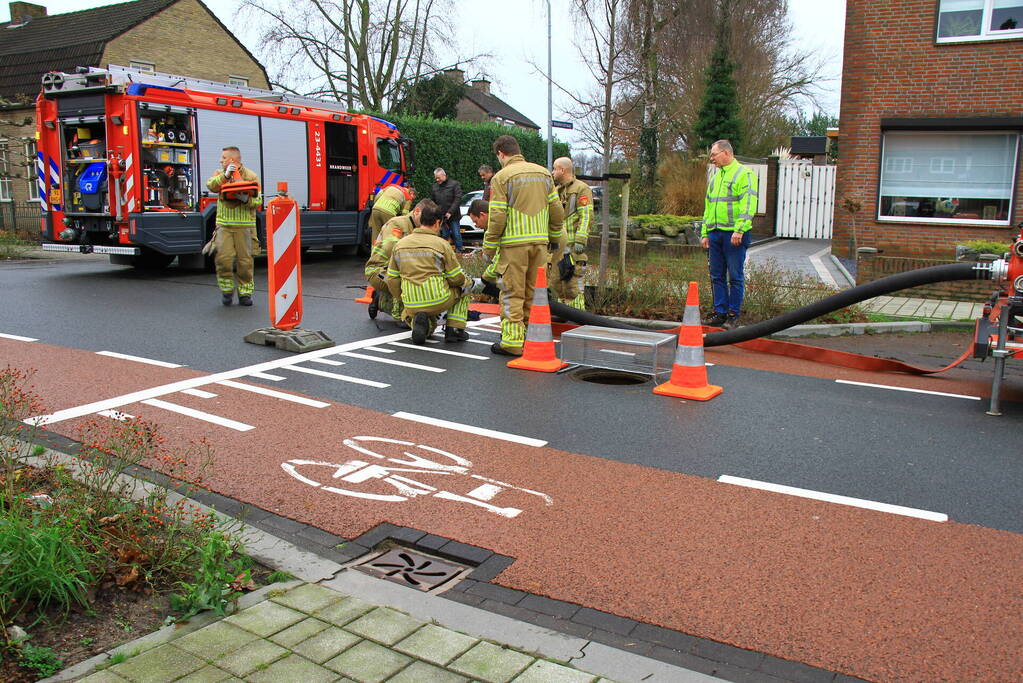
left=353, top=548, right=469, bottom=593
left=571, top=368, right=651, bottom=385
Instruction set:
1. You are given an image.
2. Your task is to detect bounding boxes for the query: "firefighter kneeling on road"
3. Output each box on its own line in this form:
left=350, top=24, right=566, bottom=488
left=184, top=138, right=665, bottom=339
left=206, top=146, right=261, bottom=306
left=386, top=202, right=471, bottom=345
left=551, top=157, right=592, bottom=310
left=364, top=198, right=427, bottom=324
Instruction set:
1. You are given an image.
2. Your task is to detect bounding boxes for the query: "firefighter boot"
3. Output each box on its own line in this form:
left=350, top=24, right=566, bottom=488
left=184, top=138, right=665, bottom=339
left=411, top=312, right=430, bottom=345
left=367, top=289, right=380, bottom=319
left=445, top=326, right=469, bottom=343
left=238, top=295, right=253, bottom=306
left=222, top=291, right=234, bottom=306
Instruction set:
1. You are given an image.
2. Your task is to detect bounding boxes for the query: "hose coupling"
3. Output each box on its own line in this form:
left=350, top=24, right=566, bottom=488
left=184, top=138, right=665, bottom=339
left=974, top=259, right=1009, bottom=281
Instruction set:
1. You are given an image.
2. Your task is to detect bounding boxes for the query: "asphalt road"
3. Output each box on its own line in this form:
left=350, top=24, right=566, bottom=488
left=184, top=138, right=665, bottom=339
left=3, top=253, right=1021, bottom=534
left=4, top=251, right=1023, bottom=682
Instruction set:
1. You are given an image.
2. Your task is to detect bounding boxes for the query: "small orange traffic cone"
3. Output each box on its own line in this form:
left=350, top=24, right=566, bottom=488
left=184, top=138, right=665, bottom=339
left=355, top=285, right=375, bottom=304
left=507, top=266, right=568, bottom=373
left=653, top=281, right=722, bottom=400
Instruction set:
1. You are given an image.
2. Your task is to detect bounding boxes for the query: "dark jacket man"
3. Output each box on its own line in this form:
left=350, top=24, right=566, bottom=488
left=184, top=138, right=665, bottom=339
left=430, top=167, right=463, bottom=251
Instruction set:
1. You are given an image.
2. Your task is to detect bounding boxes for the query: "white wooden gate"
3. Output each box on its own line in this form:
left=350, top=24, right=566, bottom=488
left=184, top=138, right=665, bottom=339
left=776, top=161, right=836, bottom=238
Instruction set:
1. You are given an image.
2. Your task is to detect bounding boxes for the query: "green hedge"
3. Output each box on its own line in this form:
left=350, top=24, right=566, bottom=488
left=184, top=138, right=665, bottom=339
left=378, top=113, right=569, bottom=198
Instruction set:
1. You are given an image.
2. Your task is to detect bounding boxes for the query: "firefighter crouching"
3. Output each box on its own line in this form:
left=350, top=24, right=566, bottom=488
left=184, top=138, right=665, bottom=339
left=206, top=146, right=261, bottom=306
left=369, top=184, right=414, bottom=243
left=386, top=202, right=471, bottom=345
left=364, top=198, right=427, bottom=323
left=551, top=157, right=592, bottom=310
left=484, top=135, right=565, bottom=356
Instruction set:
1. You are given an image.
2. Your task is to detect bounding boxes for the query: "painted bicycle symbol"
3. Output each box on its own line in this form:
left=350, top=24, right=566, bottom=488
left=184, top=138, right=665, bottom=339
left=281, top=436, right=553, bottom=518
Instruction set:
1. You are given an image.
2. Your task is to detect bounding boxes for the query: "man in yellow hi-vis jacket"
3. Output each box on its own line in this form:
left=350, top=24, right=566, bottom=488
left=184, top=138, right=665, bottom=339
left=484, top=135, right=565, bottom=356
left=701, top=139, right=758, bottom=330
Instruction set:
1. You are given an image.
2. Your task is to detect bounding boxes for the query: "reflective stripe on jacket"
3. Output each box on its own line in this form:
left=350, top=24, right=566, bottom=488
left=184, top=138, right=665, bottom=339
left=485, top=155, right=565, bottom=249
left=701, top=160, right=757, bottom=237
left=559, top=178, right=593, bottom=244
left=364, top=214, right=416, bottom=277
left=373, top=184, right=406, bottom=216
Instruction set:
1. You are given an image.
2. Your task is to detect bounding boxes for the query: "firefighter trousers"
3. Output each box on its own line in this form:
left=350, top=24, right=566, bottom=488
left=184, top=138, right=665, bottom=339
left=215, top=225, right=255, bottom=296
left=551, top=254, right=587, bottom=310
left=401, top=287, right=470, bottom=332
left=367, top=270, right=403, bottom=318
left=494, top=243, right=547, bottom=355
left=369, top=209, right=396, bottom=244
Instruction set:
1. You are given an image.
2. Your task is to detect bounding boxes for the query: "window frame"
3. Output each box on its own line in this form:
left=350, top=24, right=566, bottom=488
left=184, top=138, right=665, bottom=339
left=0, top=139, right=12, bottom=202
left=24, top=139, right=40, bottom=202
left=228, top=75, right=249, bottom=88
left=375, top=137, right=401, bottom=173
left=876, top=127, right=1021, bottom=226
left=129, top=60, right=156, bottom=74
left=935, top=0, right=1023, bottom=44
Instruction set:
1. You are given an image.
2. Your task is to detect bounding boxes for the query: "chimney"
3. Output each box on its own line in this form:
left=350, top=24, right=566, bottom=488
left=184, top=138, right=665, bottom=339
left=9, top=2, right=47, bottom=22
left=442, top=67, right=465, bottom=83
left=471, top=79, right=491, bottom=96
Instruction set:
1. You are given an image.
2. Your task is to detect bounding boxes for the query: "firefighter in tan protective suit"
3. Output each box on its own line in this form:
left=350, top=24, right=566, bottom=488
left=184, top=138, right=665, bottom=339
left=364, top=200, right=427, bottom=322
left=551, top=157, right=593, bottom=310
left=483, top=135, right=565, bottom=356
left=386, top=202, right=471, bottom=345
left=206, top=146, right=261, bottom=306
left=369, top=184, right=414, bottom=243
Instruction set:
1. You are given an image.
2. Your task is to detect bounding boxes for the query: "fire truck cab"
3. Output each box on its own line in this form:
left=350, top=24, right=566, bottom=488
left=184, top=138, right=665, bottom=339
left=35, top=65, right=413, bottom=268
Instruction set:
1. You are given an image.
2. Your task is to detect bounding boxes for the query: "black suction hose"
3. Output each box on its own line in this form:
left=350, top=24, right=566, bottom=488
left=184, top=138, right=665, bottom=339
left=549, top=262, right=988, bottom=347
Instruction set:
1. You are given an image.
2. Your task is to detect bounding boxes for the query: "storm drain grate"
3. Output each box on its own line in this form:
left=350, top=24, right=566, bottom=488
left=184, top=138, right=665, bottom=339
left=354, top=548, right=468, bottom=592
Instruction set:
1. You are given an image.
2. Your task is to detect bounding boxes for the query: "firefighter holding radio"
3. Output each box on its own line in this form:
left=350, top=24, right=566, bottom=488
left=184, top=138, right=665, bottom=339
left=206, top=146, right=261, bottom=306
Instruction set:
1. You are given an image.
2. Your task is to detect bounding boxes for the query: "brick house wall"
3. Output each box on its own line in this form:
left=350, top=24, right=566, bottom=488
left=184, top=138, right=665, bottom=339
left=101, top=0, right=268, bottom=89
left=836, top=0, right=1023, bottom=272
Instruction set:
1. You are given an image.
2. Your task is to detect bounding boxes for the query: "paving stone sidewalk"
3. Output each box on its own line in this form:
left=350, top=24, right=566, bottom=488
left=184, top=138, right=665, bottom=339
left=76, top=581, right=614, bottom=683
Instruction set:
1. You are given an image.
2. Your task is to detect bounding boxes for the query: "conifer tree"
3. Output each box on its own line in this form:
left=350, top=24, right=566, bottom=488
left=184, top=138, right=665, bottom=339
left=693, top=1, right=743, bottom=153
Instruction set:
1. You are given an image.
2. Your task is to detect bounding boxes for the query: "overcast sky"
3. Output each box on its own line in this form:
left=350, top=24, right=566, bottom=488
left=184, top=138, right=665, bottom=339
left=4, top=0, right=846, bottom=152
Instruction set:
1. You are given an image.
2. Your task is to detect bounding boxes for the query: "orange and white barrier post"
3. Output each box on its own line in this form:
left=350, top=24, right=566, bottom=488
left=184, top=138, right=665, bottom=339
left=507, top=266, right=568, bottom=373
left=653, top=281, right=722, bottom=401
left=266, top=182, right=303, bottom=330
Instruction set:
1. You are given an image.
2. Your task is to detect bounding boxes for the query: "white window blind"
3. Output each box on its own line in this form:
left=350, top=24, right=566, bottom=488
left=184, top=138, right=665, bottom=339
left=880, top=132, right=1017, bottom=200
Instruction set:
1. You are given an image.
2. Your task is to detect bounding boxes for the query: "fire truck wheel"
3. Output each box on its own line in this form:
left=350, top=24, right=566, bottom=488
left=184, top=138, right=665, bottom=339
left=132, top=248, right=175, bottom=270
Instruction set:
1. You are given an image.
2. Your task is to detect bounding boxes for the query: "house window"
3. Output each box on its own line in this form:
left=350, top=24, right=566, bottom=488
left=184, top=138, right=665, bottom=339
left=878, top=130, right=1019, bottom=224
left=0, top=141, right=12, bottom=202
left=129, top=60, right=155, bottom=74
left=937, top=0, right=1023, bottom=42
left=24, top=140, right=39, bottom=201
left=228, top=76, right=249, bottom=88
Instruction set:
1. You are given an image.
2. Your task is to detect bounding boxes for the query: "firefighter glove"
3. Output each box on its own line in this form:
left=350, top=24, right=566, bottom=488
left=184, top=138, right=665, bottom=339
left=547, top=241, right=559, bottom=253
left=557, top=253, right=575, bottom=282
left=224, top=163, right=237, bottom=178
left=470, top=278, right=487, bottom=294
left=573, top=242, right=585, bottom=254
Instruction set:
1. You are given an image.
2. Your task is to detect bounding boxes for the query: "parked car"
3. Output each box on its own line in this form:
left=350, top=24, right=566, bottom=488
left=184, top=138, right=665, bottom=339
left=459, top=190, right=484, bottom=230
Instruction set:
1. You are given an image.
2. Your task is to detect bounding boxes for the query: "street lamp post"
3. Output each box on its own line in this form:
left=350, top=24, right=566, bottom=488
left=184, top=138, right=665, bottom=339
left=546, top=0, right=553, bottom=169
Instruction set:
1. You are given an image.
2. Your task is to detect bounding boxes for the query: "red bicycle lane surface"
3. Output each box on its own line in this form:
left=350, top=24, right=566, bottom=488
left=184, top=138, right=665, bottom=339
left=6, top=338, right=1023, bottom=683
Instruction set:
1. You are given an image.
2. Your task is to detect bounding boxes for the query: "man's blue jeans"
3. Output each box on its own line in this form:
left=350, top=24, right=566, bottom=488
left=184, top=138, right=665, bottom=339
left=707, top=229, right=750, bottom=315
left=442, top=216, right=463, bottom=251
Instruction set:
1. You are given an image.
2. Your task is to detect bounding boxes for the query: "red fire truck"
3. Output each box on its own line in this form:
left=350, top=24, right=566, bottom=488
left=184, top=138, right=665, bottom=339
left=35, top=65, right=413, bottom=268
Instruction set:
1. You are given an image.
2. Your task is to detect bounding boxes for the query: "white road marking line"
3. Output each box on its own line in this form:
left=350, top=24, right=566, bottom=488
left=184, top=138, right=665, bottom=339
left=216, top=380, right=330, bottom=407
left=248, top=372, right=286, bottom=381
left=308, top=358, right=346, bottom=366
left=809, top=246, right=839, bottom=288
left=284, top=365, right=390, bottom=388
left=361, top=346, right=396, bottom=354
left=337, top=351, right=445, bottom=373
left=141, top=398, right=254, bottom=431
left=393, top=411, right=547, bottom=447
left=425, top=339, right=441, bottom=344
left=836, top=379, right=981, bottom=401
left=388, top=342, right=489, bottom=359
left=96, top=351, right=182, bottom=368
left=464, top=339, right=495, bottom=346
left=718, top=475, right=948, bottom=522
left=181, top=388, right=218, bottom=399
left=0, top=332, right=38, bottom=342
left=466, top=330, right=481, bottom=336
left=98, top=409, right=135, bottom=421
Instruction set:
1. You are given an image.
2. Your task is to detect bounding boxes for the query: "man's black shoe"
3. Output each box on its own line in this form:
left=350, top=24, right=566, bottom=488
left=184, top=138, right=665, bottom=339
left=367, top=290, right=379, bottom=319
left=221, top=292, right=233, bottom=306
left=411, top=313, right=430, bottom=345
left=705, top=311, right=727, bottom=327
left=490, top=342, right=516, bottom=357
left=445, top=327, right=469, bottom=343
left=723, top=313, right=740, bottom=330
left=238, top=295, right=253, bottom=307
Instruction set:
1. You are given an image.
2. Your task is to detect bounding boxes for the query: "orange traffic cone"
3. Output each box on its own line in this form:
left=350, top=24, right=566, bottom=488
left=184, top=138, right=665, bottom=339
left=355, top=285, right=375, bottom=304
left=653, top=281, right=722, bottom=400
left=507, top=266, right=568, bottom=373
